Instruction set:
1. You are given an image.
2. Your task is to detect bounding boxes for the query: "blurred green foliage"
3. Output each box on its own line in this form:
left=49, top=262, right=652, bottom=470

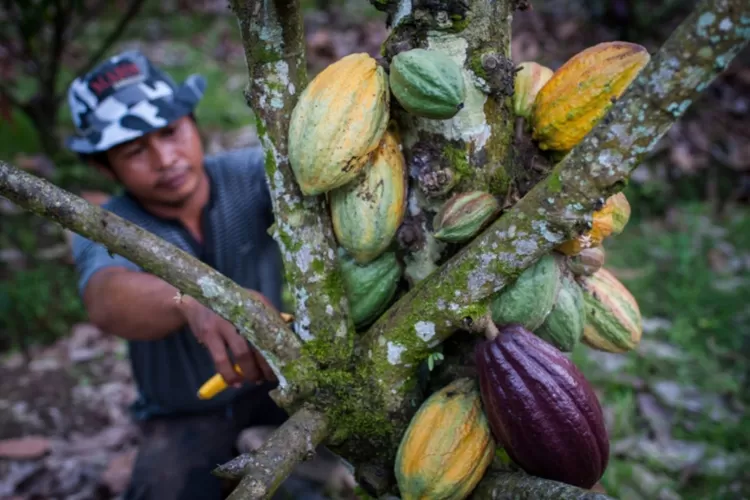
left=0, top=263, right=87, bottom=352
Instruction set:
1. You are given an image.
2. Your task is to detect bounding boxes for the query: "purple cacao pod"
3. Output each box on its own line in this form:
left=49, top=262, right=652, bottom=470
left=474, top=323, right=609, bottom=489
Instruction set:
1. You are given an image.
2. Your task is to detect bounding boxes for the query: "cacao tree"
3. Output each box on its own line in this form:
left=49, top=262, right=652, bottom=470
left=1, top=0, right=749, bottom=498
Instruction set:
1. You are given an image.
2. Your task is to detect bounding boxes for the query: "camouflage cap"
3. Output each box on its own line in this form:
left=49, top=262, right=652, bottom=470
left=65, top=50, right=206, bottom=154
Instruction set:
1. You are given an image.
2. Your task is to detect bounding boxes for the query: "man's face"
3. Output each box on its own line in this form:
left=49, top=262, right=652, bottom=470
left=103, top=115, right=205, bottom=208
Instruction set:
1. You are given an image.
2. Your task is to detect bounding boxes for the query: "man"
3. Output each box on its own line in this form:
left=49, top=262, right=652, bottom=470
left=66, top=50, right=328, bottom=500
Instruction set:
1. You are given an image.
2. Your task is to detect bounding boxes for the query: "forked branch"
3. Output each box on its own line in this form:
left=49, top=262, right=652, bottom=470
left=218, top=406, right=330, bottom=500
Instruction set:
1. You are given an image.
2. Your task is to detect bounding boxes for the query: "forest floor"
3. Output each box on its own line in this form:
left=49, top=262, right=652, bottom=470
left=1, top=0, right=750, bottom=499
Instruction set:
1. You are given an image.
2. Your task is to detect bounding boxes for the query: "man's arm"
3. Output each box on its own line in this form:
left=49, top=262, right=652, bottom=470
left=83, top=267, right=187, bottom=341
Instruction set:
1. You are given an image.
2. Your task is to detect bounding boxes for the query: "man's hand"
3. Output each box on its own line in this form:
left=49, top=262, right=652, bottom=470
left=178, top=295, right=277, bottom=387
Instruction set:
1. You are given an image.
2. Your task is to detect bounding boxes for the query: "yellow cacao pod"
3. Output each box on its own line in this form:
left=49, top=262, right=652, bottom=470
left=330, top=129, right=407, bottom=264
left=395, top=377, right=496, bottom=500
left=532, top=41, right=650, bottom=151
left=556, top=192, right=629, bottom=256
left=555, top=210, right=614, bottom=256
left=603, top=192, right=631, bottom=235
left=288, top=53, right=390, bottom=195
left=513, top=61, right=554, bottom=120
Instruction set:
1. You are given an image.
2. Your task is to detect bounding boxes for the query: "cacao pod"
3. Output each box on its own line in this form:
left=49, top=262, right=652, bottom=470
left=604, top=192, right=631, bottom=235
left=535, top=274, right=585, bottom=352
left=567, top=246, right=606, bottom=277
left=330, top=130, right=408, bottom=264
left=579, top=267, right=643, bottom=353
left=513, top=61, right=554, bottom=120
left=532, top=41, right=650, bottom=151
left=288, top=53, right=390, bottom=195
left=433, top=191, right=501, bottom=243
left=556, top=194, right=625, bottom=256
left=338, top=247, right=401, bottom=328
left=490, top=254, right=561, bottom=331
left=395, top=377, right=496, bottom=500
left=475, top=323, right=610, bottom=489
left=389, top=48, right=466, bottom=120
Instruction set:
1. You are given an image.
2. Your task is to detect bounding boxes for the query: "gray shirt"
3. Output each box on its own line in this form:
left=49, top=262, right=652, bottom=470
left=72, top=146, right=285, bottom=420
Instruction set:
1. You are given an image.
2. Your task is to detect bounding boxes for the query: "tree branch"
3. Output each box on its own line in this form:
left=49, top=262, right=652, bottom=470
left=0, top=161, right=317, bottom=404
left=364, top=0, right=750, bottom=413
left=229, top=0, right=354, bottom=356
left=217, top=406, right=330, bottom=500
left=471, top=470, right=615, bottom=500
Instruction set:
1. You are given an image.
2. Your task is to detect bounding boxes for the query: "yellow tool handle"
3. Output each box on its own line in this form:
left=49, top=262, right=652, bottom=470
left=196, top=313, right=294, bottom=400
left=197, top=364, right=242, bottom=400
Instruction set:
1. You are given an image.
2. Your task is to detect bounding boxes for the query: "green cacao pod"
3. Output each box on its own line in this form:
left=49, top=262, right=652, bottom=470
left=567, top=247, right=606, bottom=277
left=389, top=48, right=466, bottom=120
left=433, top=191, right=501, bottom=243
left=535, top=274, right=585, bottom=352
left=330, top=129, right=408, bottom=264
left=288, top=53, right=390, bottom=195
left=338, top=248, right=401, bottom=328
left=475, top=323, right=609, bottom=489
left=579, top=267, right=643, bottom=353
left=395, top=377, right=496, bottom=500
left=490, top=254, right=562, bottom=331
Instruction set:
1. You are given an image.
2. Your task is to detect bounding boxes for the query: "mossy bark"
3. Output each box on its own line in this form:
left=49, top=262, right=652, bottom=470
left=381, top=0, right=518, bottom=285
left=229, top=0, right=355, bottom=356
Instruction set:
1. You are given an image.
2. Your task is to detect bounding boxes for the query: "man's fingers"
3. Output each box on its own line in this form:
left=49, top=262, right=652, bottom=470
left=222, top=324, right=261, bottom=384
left=253, top=349, right=276, bottom=382
left=201, top=329, right=241, bottom=386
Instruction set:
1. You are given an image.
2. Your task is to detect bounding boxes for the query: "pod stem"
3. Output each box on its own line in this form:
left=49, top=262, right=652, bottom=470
left=474, top=312, right=500, bottom=340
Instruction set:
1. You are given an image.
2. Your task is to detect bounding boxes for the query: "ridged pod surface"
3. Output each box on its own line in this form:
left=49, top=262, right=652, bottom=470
left=330, top=130, right=407, bottom=264
left=389, top=48, right=466, bottom=120
left=579, top=267, right=643, bottom=353
left=532, top=41, right=651, bottom=151
left=395, top=377, right=496, bottom=500
left=433, top=191, right=501, bottom=243
left=513, top=61, right=554, bottom=120
left=475, top=324, right=610, bottom=489
left=490, top=254, right=562, bottom=331
left=288, top=53, right=390, bottom=195
left=535, top=274, right=586, bottom=352
left=338, top=248, right=402, bottom=328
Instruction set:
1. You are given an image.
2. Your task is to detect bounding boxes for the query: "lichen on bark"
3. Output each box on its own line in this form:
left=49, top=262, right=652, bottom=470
left=215, top=405, right=329, bottom=500
left=381, top=0, right=518, bottom=286
left=229, top=0, right=354, bottom=354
